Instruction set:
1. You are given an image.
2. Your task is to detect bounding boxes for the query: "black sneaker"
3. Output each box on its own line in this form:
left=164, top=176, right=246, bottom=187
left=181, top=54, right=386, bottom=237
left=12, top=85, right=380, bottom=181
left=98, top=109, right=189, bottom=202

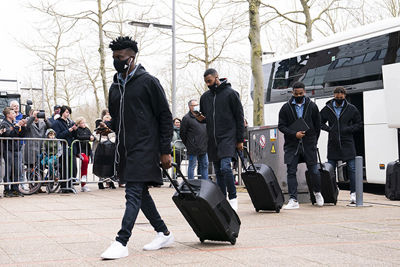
left=3, top=191, right=12, bottom=198
left=98, top=183, right=105, bottom=190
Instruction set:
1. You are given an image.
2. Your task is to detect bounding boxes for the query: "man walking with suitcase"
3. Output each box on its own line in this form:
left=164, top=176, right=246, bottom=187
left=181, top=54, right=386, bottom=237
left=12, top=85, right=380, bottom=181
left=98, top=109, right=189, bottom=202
left=180, top=99, right=209, bottom=180
left=196, top=68, right=244, bottom=211
left=101, top=36, right=174, bottom=260
left=278, top=82, right=324, bottom=209
left=320, top=86, right=362, bottom=204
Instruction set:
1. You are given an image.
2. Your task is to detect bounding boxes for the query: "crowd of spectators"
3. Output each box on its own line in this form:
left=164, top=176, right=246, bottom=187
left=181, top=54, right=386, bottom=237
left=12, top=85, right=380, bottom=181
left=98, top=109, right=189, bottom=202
left=0, top=101, right=116, bottom=197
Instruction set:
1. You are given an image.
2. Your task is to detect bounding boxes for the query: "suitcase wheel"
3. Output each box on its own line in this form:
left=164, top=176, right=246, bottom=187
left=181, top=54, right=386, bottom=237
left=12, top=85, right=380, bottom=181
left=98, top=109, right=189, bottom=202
left=230, top=237, right=236, bottom=245
left=255, top=208, right=259, bottom=212
left=275, top=207, right=281, bottom=213
left=199, top=238, right=205, bottom=243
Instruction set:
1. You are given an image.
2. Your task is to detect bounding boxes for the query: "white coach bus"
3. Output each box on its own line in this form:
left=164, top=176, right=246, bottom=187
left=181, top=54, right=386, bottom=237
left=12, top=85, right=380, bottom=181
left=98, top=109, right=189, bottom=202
left=249, top=18, right=400, bottom=184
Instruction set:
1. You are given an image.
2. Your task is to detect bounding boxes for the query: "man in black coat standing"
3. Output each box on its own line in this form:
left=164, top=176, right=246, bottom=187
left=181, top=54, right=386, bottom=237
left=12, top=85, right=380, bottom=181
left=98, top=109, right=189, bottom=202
left=196, top=68, right=244, bottom=212
left=320, top=86, right=362, bottom=204
left=101, top=37, right=174, bottom=260
left=278, top=81, right=323, bottom=209
left=180, top=99, right=209, bottom=180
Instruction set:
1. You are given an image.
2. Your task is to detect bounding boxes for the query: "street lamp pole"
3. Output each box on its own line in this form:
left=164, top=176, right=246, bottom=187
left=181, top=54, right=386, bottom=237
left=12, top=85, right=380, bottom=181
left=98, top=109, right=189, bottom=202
left=129, top=0, right=177, bottom=116
left=172, top=0, right=176, bottom=117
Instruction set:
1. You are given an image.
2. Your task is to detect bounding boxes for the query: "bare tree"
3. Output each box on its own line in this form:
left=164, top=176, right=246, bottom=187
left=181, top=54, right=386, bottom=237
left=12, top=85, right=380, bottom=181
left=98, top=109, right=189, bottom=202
left=176, top=0, right=245, bottom=91
left=23, top=3, right=78, bottom=106
left=43, top=0, right=127, bottom=107
left=380, top=0, right=400, bottom=17
left=58, top=72, right=80, bottom=108
left=261, top=0, right=342, bottom=43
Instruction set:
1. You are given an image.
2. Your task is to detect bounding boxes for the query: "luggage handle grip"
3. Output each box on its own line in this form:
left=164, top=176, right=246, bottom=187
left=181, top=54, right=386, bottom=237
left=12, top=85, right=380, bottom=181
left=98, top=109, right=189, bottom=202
left=160, top=163, right=196, bottom=197
left=237, top=146, right=256, bottom=172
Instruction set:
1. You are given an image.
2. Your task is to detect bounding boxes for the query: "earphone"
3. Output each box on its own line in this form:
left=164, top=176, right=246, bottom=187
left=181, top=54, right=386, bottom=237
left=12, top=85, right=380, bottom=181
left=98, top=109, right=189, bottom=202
left=114, top=61, right=140, bottom=178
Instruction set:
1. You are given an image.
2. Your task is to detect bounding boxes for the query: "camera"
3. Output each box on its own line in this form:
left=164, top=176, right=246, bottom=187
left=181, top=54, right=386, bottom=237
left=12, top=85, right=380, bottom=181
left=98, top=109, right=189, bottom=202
left=37, top=110, right=46, bottom=119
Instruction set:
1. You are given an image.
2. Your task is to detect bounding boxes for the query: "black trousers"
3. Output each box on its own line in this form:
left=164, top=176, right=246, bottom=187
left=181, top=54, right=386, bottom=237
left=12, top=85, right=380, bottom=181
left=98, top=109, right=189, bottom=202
left=116, top=182, right=168, bottom=246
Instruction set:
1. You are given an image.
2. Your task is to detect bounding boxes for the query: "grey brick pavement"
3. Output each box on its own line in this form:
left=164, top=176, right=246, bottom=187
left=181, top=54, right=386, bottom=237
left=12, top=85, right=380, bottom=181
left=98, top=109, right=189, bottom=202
left=0, top=184, right=399, bottom=266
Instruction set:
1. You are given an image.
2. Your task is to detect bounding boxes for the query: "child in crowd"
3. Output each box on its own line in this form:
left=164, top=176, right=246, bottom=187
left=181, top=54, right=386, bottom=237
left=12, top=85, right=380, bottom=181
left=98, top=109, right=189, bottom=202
left=42, top=129, right=62, bottom=178
left=75, top=117, right=96, bottom=192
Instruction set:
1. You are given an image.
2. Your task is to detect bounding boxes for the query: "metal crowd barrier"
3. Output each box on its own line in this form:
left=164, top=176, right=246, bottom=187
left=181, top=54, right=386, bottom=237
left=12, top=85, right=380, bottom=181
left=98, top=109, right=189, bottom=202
left=0, top=137, right=69, bottom=195
left=70, top=138, right=117, bottom=190
left=1, top=136, right=241, bottom=196
left=171, top=140, right=218, bottom=182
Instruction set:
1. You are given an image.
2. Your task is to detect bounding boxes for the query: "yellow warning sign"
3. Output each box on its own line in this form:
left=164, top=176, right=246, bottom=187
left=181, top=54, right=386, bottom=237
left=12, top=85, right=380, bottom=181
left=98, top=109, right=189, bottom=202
left=270, top=144, right=276, bottom=154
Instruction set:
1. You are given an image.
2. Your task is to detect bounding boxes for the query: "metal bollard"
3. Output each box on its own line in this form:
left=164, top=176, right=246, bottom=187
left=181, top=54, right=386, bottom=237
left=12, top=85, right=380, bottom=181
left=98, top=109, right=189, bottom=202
left=355, top=156, right=363, bottom=206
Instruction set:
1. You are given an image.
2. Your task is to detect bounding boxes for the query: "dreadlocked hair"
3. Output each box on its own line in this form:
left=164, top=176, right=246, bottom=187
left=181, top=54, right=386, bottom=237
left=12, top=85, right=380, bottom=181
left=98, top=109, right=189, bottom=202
left=109, top=36, right=138, bottom=53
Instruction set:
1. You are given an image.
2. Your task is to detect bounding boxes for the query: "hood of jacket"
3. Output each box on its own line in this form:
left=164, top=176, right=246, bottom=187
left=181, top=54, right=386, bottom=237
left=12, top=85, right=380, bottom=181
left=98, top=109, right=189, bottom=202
left=112, top=64, right=148, bottom=84
left=210, top=78, right=230, bottom=94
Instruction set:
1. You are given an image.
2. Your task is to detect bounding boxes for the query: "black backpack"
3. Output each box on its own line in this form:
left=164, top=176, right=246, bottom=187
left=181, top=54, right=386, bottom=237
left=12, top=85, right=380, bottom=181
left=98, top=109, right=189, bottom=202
left=93, top=138, right=115, bottom=178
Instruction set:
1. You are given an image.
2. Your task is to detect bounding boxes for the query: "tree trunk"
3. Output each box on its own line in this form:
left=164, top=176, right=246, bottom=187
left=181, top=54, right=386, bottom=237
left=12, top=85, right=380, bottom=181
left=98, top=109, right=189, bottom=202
left=300, top=0, right=313, bottom=42
left=98, top=0, right=108, bottom=107
left=93, top=83, right=101, bottom=115
left=248, top=0, right=264, bottom=126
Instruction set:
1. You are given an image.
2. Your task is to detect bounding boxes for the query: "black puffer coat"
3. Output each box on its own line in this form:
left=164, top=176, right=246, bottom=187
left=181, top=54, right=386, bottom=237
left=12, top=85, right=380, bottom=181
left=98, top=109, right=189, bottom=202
left=199, top=79, right=244, bottom=162
left=108, top=64, right=173, bottom=185
left=278, top=96, right=321, bottom=165
left=320, top=99, right=362, bottom=161
left=180, top=111, right=208, bottom=156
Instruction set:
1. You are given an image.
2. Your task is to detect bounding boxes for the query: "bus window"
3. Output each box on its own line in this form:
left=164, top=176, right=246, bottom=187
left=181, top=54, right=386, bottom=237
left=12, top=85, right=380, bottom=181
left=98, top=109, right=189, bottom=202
left=378, top=48, right=387, bottom=59
left=334, top=57, right=351, bottom=68
left=363, top=51, right=376, bottom=62
left=352, top=55, right=365, bottom=65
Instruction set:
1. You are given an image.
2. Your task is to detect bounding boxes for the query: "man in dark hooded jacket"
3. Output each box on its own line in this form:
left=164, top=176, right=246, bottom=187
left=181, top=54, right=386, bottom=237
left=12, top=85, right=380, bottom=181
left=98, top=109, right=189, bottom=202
left=320, top=86, right=362, bottom=204
left=101, top=36, right=174, bottom=260
left=196, top=68, right=244, bottom=212
left=278, top=81, right=323, bottom=209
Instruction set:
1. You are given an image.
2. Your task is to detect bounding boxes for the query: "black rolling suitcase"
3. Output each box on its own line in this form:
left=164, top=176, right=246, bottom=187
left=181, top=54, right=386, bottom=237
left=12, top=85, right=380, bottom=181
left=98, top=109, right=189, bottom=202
left=161, top=163, right=240, bottom=245
left=240, top=148, right=284, bottom=213
left=385, top=160, right=400, bottom=200
left=305, top=150, right=338, bottom=205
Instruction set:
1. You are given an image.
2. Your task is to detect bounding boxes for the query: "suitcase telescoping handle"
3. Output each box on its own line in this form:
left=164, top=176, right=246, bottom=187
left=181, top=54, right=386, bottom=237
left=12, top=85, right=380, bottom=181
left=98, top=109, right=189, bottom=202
left=237, top=146, right=257, bottom=172
left=160, top=162, right=196, bottom=197
left=316, top=148, right=324, bottom=170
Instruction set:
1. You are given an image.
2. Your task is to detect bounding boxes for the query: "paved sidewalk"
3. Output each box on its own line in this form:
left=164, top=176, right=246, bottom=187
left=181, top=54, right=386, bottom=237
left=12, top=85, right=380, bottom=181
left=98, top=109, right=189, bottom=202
left=0, top=184, right=400, bottom=266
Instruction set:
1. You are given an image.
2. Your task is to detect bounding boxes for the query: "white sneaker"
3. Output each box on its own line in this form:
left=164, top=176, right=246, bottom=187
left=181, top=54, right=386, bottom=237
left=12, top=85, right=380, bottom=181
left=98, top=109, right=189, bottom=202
left=101, top=241, right=128, bottom=260
left=81, top=175, right=87, bottom=182
left=350, top=192, right=356, bottom=204
left=314, top=192, right=324, bottom=206
left=283, top=198, right=299, bottom=210
left=143, top=232, right=174, bottom=251
left=81, top=185, right=91, bottom=192
left=229, top=198, right=238, bottom=212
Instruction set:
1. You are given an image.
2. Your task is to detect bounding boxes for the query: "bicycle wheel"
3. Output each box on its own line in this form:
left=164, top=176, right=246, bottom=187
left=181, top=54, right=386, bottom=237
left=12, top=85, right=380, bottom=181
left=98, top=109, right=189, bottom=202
left=19, top=169, right=42, bottom=195
left=46, top=170, right=60, bottom=193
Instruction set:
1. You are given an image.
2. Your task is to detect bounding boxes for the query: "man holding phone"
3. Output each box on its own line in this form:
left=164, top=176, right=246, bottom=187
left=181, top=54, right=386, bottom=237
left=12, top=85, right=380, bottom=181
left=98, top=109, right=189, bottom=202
left=180, top=99, right=209, bottom=180
left=278, top=82, right=323, bottom=209
left=196, top=68, right=244, bottom=211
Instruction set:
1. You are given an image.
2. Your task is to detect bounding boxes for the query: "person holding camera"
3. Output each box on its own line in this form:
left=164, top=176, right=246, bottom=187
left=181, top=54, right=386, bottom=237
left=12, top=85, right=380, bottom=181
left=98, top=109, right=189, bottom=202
left=1, top=107, right=27, bottom=197
left=52, top=105, right=78, bottom=192
left=24, top=109, right=52, bottom=170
